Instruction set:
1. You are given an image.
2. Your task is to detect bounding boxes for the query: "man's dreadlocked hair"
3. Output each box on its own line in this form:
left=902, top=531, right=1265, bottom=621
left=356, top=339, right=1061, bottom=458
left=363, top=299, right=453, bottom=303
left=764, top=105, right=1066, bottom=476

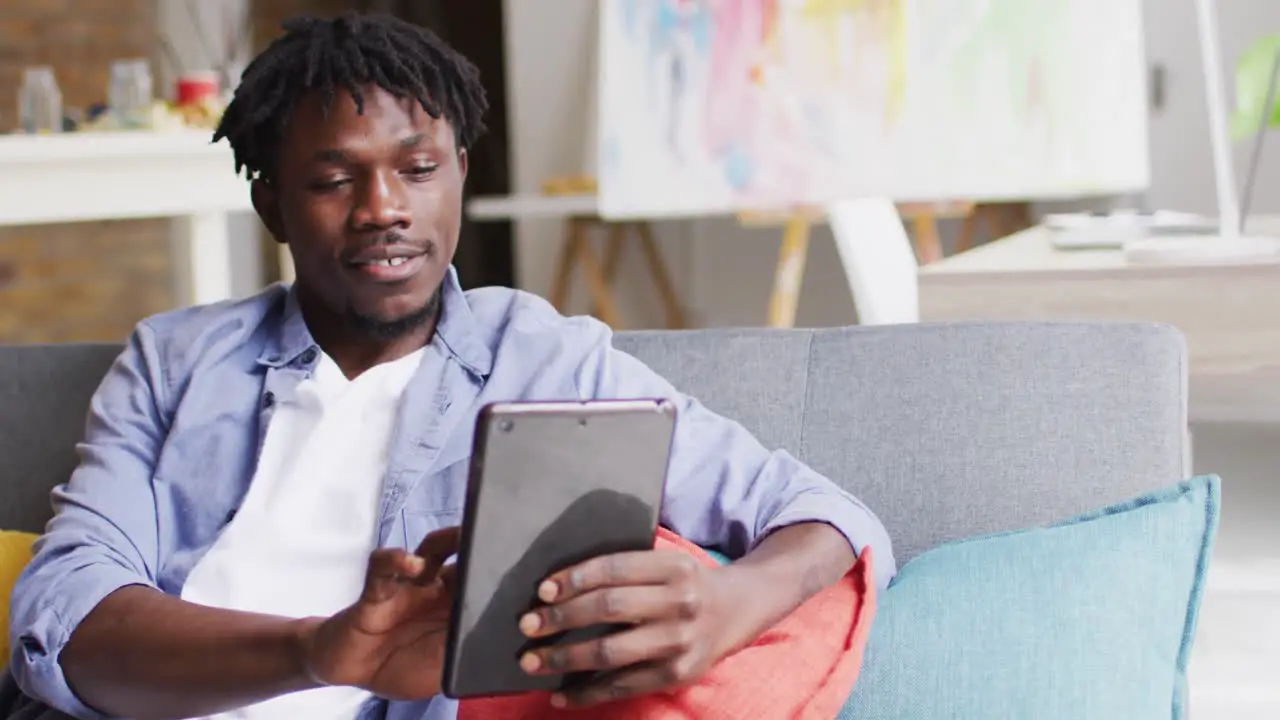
left=213, top=12, right=488, bottom=182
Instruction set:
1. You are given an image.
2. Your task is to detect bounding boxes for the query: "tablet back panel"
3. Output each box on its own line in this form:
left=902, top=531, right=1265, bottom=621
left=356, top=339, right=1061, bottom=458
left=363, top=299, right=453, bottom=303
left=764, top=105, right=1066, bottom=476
left=443, top=400, right=677, bottom=698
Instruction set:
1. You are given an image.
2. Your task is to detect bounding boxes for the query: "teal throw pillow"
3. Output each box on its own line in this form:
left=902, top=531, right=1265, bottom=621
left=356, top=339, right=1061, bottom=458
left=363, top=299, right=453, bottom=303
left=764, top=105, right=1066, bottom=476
left=842, top=475, right=1220, bottom=719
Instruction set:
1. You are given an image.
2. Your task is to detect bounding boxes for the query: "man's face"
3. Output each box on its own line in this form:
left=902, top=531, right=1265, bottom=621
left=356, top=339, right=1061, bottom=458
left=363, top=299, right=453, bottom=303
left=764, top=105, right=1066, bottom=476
left=254, top=85, right=468, bottom=334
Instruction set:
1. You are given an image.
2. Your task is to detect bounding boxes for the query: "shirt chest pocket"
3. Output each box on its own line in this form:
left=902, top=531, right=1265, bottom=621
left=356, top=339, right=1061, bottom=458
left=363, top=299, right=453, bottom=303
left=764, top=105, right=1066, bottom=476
left=399, top=459, right=469, bottom=548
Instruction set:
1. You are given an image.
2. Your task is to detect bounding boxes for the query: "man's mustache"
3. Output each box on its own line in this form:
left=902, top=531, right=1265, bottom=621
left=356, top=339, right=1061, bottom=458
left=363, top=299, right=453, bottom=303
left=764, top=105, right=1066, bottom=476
left=341, top=232, right=434, bottom=262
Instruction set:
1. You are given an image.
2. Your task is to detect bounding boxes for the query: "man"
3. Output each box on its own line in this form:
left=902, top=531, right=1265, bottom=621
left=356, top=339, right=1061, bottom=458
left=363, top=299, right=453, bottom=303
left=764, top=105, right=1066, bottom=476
left=3, top=12, right=894, bottom=720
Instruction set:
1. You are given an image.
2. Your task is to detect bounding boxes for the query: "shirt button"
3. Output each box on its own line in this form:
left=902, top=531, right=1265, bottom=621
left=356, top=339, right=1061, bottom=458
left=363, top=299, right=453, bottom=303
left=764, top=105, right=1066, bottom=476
left=262, top=392, right=275, bottom=409
left=300, top=348, right=318, bottom=364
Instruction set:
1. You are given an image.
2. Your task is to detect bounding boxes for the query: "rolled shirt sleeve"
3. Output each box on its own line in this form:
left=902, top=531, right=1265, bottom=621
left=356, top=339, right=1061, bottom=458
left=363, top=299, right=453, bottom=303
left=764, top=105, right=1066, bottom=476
left=574, top=322, right=897, bottom=589
left=9, top=326, right=167, bottom=718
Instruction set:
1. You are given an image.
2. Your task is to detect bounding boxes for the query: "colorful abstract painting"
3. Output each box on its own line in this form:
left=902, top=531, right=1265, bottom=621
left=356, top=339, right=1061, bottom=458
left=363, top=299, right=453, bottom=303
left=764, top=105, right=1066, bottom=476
left=596, top=0, right=1150, bottom=219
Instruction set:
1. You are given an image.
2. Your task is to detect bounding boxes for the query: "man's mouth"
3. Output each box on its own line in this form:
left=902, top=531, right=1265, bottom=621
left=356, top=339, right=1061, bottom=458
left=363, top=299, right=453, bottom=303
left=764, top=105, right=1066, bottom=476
left=340, top=232, right=435, bottom=283
left=355, top=256, right=416, bottom=268
left=344, top=249, right=429, bottom=284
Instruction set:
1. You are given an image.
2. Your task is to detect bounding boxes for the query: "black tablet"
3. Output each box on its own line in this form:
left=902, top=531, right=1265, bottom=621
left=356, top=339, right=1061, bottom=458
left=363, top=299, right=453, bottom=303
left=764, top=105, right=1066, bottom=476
left=441, top=399, right=678, bottom=699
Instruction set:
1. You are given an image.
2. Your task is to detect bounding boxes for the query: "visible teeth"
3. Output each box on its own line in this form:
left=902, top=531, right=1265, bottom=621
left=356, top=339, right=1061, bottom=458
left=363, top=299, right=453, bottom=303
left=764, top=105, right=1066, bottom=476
left=370, top=257, right=409, bottom=268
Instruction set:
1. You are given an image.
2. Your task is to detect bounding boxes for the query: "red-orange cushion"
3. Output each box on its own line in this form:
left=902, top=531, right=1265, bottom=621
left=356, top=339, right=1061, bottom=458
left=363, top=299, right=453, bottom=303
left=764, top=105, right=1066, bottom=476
left=458, top=527, right=877, bottom=720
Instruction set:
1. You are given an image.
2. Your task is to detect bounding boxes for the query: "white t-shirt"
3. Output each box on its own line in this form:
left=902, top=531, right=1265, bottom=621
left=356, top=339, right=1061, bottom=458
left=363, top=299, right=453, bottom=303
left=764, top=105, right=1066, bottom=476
left=181, top=349, right=425, bottom=720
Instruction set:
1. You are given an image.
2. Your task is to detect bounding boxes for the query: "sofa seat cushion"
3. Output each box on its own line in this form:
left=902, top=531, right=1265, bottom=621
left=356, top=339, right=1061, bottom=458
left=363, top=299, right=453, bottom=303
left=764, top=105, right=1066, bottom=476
left=0, top=531, right=38, bottom=667
left=843, top=475, right=1220, bottom=719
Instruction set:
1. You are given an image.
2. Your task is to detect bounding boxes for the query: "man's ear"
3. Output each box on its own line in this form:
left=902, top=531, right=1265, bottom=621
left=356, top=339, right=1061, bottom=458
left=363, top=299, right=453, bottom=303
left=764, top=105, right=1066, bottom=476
left=457, top=148, right=469, bottom=183
left=250, top=178, right=286, bottom=244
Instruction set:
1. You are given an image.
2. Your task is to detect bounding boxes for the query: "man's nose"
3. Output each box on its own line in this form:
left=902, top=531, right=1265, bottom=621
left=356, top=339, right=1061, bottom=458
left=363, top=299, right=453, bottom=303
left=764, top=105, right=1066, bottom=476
left=351, top=170, right=411, bottom=230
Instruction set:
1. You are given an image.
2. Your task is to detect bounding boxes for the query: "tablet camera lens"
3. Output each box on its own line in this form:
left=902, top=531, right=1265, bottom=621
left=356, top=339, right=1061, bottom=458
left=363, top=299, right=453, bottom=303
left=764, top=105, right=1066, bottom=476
left=499, top=419, right=513, bottom=433
left=578, top=418, right=588, bottom=428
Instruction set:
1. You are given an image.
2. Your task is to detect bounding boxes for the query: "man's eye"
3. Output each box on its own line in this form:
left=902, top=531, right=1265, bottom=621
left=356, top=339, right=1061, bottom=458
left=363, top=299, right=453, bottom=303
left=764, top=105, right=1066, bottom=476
left=311, top=178, right=349, bottom=191
left=407, top=165, right=438, bottom=178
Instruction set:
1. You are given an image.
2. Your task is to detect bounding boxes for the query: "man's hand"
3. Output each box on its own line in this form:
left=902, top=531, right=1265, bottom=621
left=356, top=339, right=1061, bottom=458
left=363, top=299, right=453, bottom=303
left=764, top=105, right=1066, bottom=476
left=514, top=523, right=857, bottom=709
left=57, top=526, right=464, bottom=720
left=515, top=549, right=743, bottom=708
left=303, top=526, right=461, bottom=701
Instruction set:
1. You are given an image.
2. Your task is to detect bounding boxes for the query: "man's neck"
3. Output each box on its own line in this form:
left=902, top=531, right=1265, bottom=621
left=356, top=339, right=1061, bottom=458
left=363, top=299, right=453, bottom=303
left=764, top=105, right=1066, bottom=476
left=299, top=299, right=440, bottom=380
left=321, top=325, right=436, bottom=380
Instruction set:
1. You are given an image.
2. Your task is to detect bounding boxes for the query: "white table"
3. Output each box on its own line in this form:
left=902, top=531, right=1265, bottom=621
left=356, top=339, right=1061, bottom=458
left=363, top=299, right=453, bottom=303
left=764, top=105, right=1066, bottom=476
left=0, top=131, right=253, bottom=305
left=918, top=221, right=1280, bottom=423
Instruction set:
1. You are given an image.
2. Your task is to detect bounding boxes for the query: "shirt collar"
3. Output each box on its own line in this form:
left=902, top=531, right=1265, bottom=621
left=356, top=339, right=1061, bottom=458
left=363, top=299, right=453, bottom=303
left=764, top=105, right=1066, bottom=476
left=433, top=265, right=494, bottom=377
left=257, top=265, right=493, bottom=377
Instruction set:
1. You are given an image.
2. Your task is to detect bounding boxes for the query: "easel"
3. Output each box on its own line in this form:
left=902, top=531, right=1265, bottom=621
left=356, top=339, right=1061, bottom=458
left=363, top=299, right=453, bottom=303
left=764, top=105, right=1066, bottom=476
left=898, top=200, right=1034, bottom=264
left=527, top=5, right=689, bottom=331
left=533, top=2, right=944, bottom=330
left=899, top=200, right=976, bottom=265
left=544, top=178, right=687, bottom=330
left=732, top=209, right=822, bottom=329
left=493, top=2, right=1043, bottom=331
left=956, top=202, right=1034, bottom=255
left=740, top=199, right=1028, bottom=328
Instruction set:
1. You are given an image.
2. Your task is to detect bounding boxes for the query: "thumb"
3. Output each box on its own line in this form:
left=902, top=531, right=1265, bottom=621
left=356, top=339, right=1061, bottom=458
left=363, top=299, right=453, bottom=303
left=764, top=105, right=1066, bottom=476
left=414, top=526, right=462, bottom=580
left=361, top=548, right=425, bottom=604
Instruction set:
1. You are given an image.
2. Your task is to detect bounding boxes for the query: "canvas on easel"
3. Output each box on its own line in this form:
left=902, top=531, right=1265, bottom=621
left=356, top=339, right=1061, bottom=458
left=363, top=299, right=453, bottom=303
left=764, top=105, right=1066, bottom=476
left=594, top=0, right=1151, bottom=221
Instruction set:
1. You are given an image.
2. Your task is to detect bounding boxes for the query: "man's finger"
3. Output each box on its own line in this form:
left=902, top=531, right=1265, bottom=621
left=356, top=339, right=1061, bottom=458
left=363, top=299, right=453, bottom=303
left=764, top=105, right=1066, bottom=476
left=519, top=621, right=688, bottom=676
left=540, top=550, right=700, bottom=603
left=413, top=526, right=461, bottom=579
left=519, top=586, right=686, bottom=639
left=439, top=562, right=458, bottom=592
left=362, top=548, right=424, bottom=603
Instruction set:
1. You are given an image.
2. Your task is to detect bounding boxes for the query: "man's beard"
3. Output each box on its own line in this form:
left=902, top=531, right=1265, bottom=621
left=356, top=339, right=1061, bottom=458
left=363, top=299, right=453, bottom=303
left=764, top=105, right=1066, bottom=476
left=349, top=284, right=443, bottom=341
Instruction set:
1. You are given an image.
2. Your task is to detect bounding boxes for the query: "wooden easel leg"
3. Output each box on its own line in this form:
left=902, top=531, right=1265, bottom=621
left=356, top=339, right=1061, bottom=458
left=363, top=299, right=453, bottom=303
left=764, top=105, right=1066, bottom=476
left=956, top=202, right=1035, bottom=254
left=573, top=219, right=624, bottom=329
left=593, top=224, right=627, bottom=319
left=956, top=209, right=982, bottom=254
left=766, top=216, right=813, bottom=329
left=602, top=224, right=627, bottom=281
left=911, top=214, right=944, bottom=264
left=994, top=202, right=1033, bottom=237
left=549, top=219, right=585, bottom=313
left=633, top=222, right=688, bottom=329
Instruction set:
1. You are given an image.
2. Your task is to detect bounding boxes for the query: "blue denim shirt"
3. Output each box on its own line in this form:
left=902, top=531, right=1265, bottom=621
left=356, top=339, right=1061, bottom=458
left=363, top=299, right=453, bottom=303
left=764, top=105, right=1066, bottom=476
left=7, top=268, right=894, bottom=720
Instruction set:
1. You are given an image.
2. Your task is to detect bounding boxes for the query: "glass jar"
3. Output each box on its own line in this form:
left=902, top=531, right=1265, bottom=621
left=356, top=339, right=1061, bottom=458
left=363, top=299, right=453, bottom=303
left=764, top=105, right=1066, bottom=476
left=17, top=66, right=63, bottom=134
left=108, top=58, right=154, bottom=129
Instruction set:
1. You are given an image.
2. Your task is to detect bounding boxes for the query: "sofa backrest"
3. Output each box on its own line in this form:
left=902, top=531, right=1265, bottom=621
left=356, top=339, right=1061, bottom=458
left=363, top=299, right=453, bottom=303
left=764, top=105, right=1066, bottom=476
left=0, top=322, right=1188, bottom=564
left=613, top=322, right=1189, bottom=564
left=0, top=343, right=122, bottom=536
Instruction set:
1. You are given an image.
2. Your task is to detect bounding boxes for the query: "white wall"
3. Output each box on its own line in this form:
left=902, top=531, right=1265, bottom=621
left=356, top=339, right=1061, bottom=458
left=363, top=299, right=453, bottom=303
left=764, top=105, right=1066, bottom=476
left=1143, top=0, right=1280, bottom=218
left=502, top=0, right=1280, bottom=329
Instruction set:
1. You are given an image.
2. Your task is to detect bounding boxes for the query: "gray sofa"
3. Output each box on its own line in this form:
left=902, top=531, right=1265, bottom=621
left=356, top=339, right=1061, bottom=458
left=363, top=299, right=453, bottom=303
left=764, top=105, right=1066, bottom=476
left=0, top=321, right=1188, bottom=565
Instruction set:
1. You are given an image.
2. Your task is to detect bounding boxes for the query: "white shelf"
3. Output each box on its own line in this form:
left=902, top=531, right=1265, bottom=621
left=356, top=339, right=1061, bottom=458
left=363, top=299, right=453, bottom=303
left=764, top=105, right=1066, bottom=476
left=0, top=130, right=254, bottom=304
left=468, top=193, right=600, bottom=220
left=0, top=130, right=252, bottom=227
left=0, top=129, right=232, bottom=163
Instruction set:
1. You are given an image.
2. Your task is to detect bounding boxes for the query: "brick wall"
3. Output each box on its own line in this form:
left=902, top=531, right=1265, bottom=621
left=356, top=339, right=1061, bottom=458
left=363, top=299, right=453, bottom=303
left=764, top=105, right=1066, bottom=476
left=0, top=0, right=370, bottom=344
left=253, top=1, right=355, bottom=50
left=0, top=0, right=173, bottom=344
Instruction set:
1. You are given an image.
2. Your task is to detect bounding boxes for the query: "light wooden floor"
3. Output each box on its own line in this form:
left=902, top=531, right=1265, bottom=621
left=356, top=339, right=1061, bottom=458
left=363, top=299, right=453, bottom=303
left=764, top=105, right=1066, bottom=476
left=1188, top=422, right=1280, bottom=717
